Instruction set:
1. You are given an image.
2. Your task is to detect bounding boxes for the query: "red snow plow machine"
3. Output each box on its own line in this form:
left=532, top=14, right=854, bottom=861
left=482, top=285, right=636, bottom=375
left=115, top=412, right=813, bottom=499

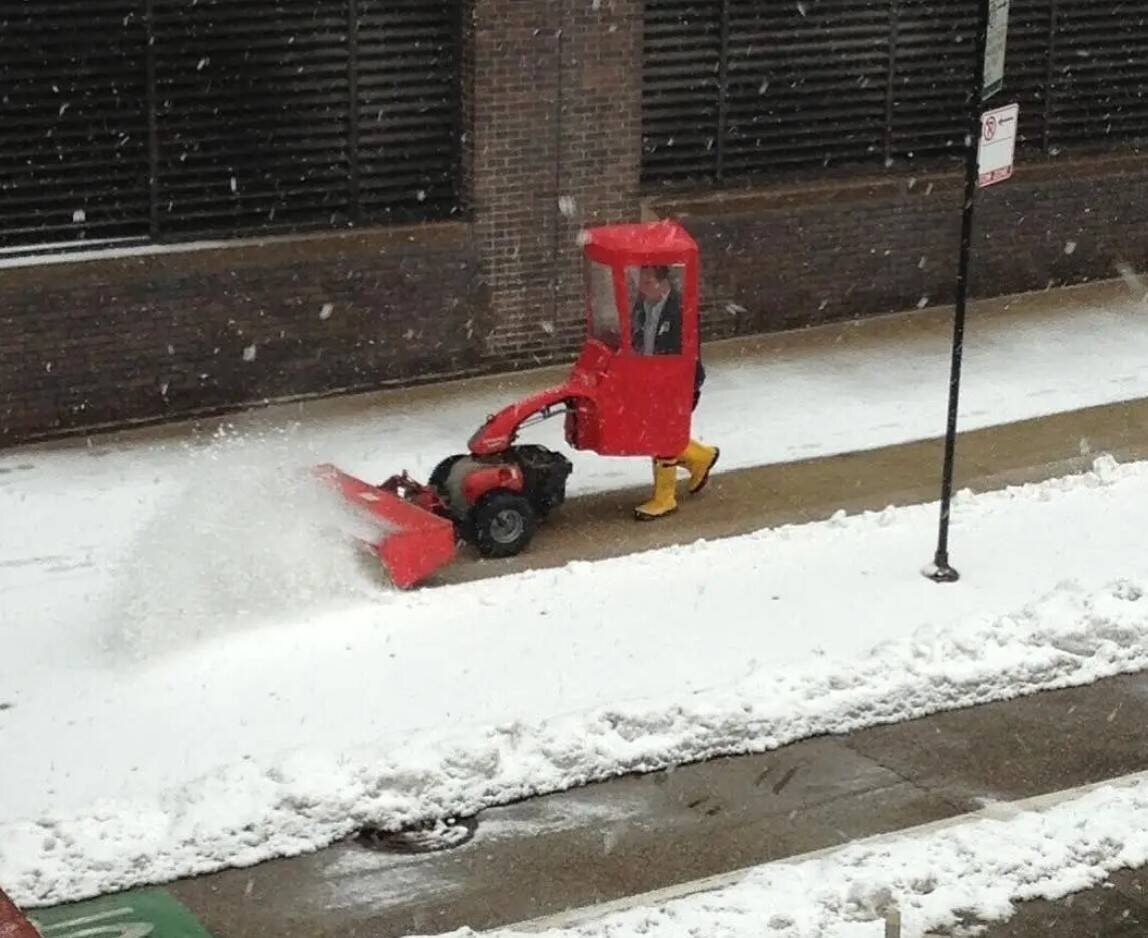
left=321, top=220, right=703, bottom=589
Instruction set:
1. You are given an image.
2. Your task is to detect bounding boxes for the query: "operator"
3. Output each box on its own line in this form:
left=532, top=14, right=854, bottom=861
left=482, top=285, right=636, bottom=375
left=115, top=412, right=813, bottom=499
left=630, top=265, right=720, bottom=521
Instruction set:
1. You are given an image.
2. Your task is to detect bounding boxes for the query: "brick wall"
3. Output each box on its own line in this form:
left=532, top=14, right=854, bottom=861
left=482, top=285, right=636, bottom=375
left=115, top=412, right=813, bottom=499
left=648, top=154, right=1148, bottom=341
left=0, top=225, right=487, bottom=442
left=550, top=0, right=644, bottom=349
left=468, top=0, right=561, bottom=363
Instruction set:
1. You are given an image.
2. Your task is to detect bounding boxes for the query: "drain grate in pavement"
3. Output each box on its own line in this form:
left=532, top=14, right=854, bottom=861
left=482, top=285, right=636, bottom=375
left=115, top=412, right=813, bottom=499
left=356, top=816, right=478, bottom=854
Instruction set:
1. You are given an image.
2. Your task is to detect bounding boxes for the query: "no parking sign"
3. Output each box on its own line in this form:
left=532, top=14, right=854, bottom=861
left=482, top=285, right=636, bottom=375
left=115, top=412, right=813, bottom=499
left=978, top=102, right=1019, bottom=188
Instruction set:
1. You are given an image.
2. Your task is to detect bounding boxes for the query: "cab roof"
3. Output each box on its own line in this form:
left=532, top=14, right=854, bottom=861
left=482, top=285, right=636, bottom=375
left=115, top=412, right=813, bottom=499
left=580, top=220, right=697, bottom=265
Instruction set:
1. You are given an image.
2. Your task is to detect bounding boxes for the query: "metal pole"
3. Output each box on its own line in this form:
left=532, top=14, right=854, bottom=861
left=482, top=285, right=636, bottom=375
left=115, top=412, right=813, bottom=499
left=926, top=0, right=992, bottom=583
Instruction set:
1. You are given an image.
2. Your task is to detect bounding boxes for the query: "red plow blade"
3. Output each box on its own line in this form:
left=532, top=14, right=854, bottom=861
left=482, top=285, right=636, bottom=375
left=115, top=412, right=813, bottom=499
left=317, top=464, right=457, bottom=589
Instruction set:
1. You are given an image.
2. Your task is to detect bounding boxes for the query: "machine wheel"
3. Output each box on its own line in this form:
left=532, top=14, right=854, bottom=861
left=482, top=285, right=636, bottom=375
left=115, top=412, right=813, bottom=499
left=471, top=491, right=537, bottom=559
left=509, top=444, right=573, bottom=519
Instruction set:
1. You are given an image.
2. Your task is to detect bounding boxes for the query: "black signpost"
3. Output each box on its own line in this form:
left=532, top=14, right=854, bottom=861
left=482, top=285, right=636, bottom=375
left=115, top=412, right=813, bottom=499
left=925, top=0, right=1001, bottom=583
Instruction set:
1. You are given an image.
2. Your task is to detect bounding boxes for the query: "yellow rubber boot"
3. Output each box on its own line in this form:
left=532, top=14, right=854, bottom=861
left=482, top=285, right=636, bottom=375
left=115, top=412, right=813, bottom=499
left=679, top=440, right=720, bottom=494
left=634, top=458, right=679, bottom=521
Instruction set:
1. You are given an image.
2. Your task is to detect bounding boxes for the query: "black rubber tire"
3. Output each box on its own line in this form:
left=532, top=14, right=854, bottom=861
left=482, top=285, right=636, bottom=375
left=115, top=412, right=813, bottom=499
left=471, top=491, right=537, bottom=559
left=507, top=444, right=572, bottom=519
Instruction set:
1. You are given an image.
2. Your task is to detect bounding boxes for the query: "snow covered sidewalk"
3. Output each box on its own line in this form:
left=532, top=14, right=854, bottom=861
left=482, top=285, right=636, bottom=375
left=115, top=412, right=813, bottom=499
left=4, top=453, right=1148, bottom=907
left=4, top=279, right=1148, bottom=909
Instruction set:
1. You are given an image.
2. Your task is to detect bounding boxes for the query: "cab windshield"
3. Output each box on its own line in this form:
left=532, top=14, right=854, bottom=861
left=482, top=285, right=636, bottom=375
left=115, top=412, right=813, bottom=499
left=585, top=260, right=621, bottom=349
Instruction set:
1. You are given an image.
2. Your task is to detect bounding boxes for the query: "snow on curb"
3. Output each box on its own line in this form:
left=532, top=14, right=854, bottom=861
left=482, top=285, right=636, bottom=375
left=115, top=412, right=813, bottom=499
left=469, top=775, right=1148, bottom=938
left=4, top=458, right=1148, bottom=907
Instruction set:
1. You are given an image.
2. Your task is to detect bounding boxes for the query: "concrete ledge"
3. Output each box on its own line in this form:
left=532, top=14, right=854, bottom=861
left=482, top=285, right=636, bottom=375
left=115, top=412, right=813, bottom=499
left=0, top=221, right=474, bottom=287
left=643, top=150, right=1148, bottom=219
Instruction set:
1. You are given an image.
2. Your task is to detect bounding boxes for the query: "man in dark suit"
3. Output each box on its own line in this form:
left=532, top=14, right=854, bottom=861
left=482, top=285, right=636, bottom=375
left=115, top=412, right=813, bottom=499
left=630, top=266, right=720, bottom=521
left=632, top=265, right=683, bottom=356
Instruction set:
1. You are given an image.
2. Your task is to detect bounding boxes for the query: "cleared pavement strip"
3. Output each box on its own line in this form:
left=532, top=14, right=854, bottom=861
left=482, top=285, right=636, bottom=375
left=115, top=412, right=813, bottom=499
left=437, top=395, right=1148, bottom=585
left=161, top=670, right=1148, bottom=938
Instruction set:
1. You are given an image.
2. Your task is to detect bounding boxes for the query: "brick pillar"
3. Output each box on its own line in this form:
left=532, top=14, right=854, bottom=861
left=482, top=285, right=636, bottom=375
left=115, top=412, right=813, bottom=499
left=552, top=0, right=644, bottom=349
left=470, top=0, right=642, bottom=367
left=470, top=0, right=562, bottom=364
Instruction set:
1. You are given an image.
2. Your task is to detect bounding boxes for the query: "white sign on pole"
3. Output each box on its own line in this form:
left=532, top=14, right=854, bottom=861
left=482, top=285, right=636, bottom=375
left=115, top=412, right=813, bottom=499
left=978, top=102, right=1019, bottom=188
left=983, top=0, right=1010, bottom=99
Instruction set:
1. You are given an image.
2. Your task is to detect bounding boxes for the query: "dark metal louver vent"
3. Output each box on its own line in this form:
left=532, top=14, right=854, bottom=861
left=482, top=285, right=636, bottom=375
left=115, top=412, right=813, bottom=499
left=888, top=0, right=977, bottom=162
left=0, top=1, right=150, bottom=247
left=724, top=0, right=890, bottom=173
left=643, top=0, right=1148, bottom=186
left=358, top=0, right=462, bottom=221
left=152, top=0, right=352, bottom=237
left=1050, top=0, right=1148, bottom=150
left=1005, top=0, right=1052, bottom=149
left=0, top=0, right=462, bottom=250
left=642, top=0, right=723, bottom=184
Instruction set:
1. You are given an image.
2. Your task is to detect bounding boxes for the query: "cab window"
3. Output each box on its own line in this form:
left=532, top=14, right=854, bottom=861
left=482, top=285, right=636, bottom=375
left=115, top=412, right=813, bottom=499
left=585, top=260, right=621, bottom=348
